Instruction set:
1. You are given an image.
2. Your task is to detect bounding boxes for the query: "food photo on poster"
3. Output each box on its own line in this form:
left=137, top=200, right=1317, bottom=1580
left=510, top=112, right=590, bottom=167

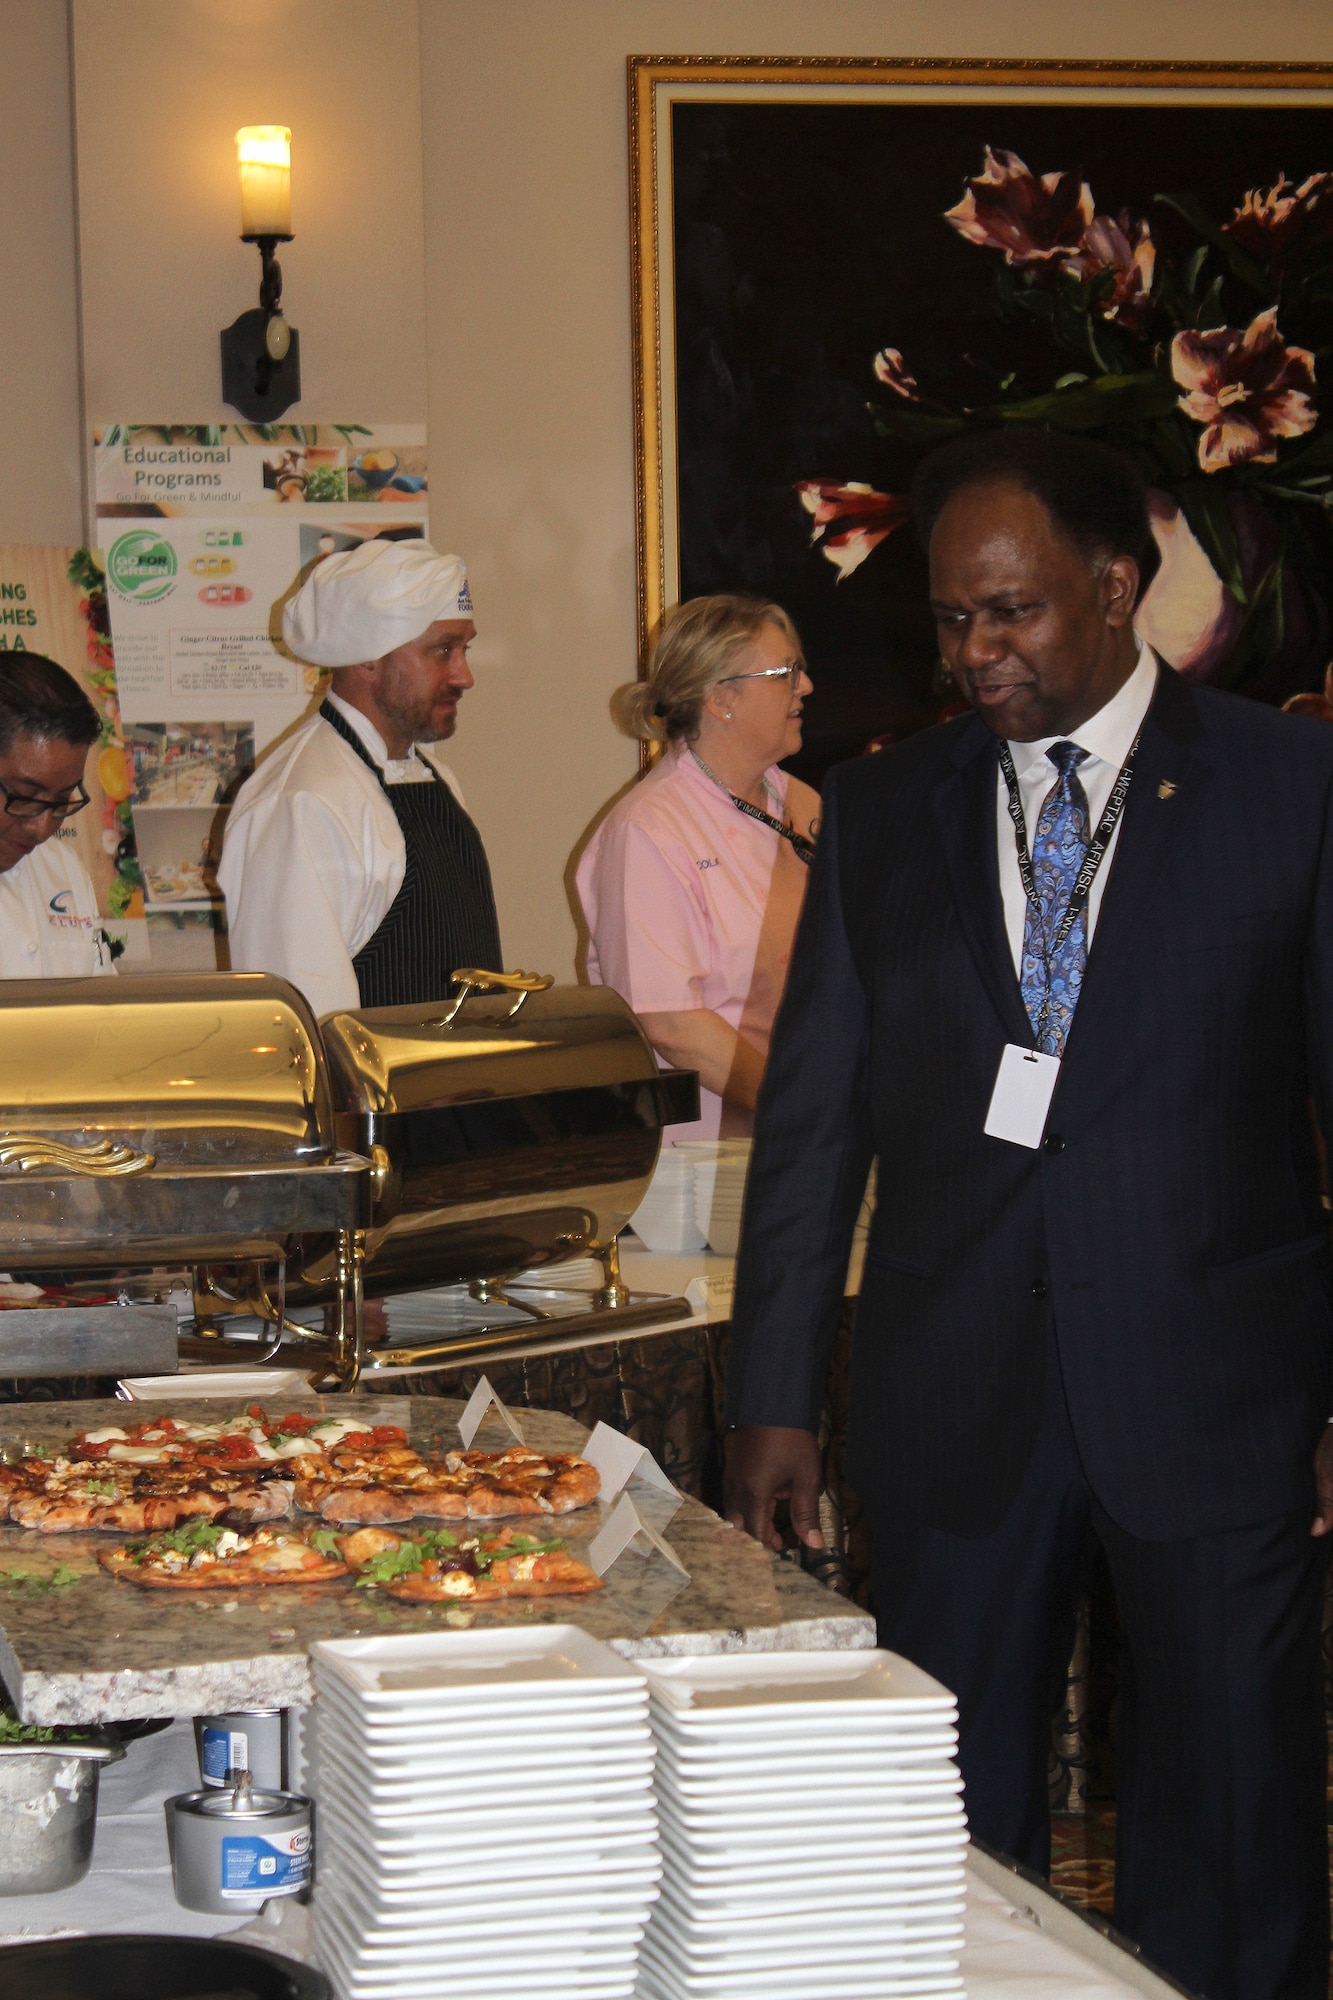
left=91, top=422, right=428, bottom=966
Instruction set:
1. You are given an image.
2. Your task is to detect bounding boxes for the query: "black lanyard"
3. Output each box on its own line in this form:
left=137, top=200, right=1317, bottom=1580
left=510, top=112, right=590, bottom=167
left=998, top=729, right=1142, bottom=1003
left=689, top=749, right=816, bottom=865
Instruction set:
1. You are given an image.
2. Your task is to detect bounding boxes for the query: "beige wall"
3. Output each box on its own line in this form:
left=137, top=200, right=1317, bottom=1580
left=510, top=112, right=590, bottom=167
left=3, top=0, right=1333, bottom=976
left=70, top=0, right=428, bottom=426
left=418, top=0, right=1333, bottom=981
left=0, top=0, right=83, bottom=545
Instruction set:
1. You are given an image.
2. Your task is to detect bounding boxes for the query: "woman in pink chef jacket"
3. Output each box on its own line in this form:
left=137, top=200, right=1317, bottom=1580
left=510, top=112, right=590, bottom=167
left=576, top=595, right=819, bottom=1141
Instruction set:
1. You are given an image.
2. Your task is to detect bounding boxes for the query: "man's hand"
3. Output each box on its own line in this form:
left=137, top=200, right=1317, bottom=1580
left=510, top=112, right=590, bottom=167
left=724, top=1425, right=825, bottom=1553
left=1312, top=1424, right=1333, bottom=1535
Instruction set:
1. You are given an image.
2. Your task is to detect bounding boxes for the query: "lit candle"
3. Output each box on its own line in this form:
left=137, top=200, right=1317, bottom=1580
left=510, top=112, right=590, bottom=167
left=236, top=125, right=292, bottom=239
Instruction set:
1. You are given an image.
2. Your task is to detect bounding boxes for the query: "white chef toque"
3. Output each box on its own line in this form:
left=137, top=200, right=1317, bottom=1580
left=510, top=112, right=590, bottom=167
left=282, top=538, right=474, bottom=668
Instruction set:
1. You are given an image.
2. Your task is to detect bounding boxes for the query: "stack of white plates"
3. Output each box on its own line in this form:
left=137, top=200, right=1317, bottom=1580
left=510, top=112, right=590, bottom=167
left=681, top=1141, right=751, bottom=1257
left=628, top=1149, right=706, bottom=1255
left=308, top=1628, right=661, bottom=2000
left=635, top=1650, right=966, bottom=2000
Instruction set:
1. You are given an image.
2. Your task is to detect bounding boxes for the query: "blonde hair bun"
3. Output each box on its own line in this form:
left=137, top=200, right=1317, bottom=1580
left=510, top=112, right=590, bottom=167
left=614, top=593, right=802, bottom=746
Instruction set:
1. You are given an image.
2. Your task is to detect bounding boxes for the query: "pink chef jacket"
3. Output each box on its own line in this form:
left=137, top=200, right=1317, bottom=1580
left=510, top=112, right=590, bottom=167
left=575, top=743, right=809, bottom=1140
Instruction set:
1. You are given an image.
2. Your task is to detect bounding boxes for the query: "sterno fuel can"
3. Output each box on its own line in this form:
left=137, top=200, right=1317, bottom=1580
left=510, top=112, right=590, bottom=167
left=166, top=1776, right=312, bottom=1914
left=194, top=1708, right=286, bottom=1790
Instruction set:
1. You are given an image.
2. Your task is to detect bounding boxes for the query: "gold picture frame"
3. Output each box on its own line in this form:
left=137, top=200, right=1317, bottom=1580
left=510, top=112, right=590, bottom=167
left=629, top=56, right=1333, bottom=753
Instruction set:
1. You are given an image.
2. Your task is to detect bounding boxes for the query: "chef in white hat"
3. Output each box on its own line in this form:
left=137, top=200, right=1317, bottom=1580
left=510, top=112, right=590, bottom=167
left=218, top=537, right=501, bottom=1016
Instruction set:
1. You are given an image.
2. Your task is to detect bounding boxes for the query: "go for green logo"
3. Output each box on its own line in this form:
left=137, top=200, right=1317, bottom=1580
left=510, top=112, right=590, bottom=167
left=107, top=529, right=177, bottom=601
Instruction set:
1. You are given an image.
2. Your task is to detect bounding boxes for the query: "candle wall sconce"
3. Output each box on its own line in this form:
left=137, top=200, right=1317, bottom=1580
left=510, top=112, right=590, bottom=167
left=220, top=125, right=302, bottom=421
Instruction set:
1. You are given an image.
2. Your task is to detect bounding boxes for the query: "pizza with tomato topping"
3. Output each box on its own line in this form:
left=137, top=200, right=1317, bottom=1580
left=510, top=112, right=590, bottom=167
left=338, top=1524, right=604, bottom=1601
left=100, top=1518, right=351, bottom=1589
left=292, top=1443, right=601, bottom=1526
left=3, top=1409, right=601, bottom=1536
left=70, top=1408, right=407, bottom=1472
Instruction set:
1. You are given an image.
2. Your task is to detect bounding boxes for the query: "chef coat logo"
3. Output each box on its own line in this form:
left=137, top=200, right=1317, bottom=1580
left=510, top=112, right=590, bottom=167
left=47, top=890, right=91, bottom=930
left=107, top=528, right=178, bottom=603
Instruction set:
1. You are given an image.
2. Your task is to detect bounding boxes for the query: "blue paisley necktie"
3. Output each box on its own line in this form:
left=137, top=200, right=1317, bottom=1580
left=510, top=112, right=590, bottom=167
left=1019, top=741, right=1090, bottom=1056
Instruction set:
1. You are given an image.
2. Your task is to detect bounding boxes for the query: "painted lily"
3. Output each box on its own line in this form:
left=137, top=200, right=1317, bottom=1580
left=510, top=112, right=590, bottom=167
left=872, top=348, right=920, bottom=399
left=1067, top=212, right=1156, bottom=330
left=1224, top=172, right=1333, bottom=273
left=944, top=147, right=1093, bottom=267
left=795, top=480, right=910, bottom=581
left=1171, top=307, right=1317, bottom=471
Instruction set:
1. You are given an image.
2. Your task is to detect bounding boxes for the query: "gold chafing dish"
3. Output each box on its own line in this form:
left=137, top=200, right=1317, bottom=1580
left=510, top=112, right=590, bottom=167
left=0, top=971, right=697, bottom=1389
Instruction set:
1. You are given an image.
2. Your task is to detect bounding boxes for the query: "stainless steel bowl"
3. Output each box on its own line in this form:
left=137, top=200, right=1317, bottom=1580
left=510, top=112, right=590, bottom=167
left=0, top=1736, right=124, bottom=1896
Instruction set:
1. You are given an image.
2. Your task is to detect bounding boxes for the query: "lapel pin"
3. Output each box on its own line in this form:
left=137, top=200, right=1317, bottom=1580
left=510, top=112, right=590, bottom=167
left=1157, top=780, right=1177, bottom=801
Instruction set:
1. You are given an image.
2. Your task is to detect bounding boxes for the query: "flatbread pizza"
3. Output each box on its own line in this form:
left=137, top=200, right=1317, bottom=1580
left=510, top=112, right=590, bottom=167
left=338, top=1524, right=604, bottom=1601
left=100, top=1518, right=350, bottom=1590
left=294, top=1443, right=601, bottom=1526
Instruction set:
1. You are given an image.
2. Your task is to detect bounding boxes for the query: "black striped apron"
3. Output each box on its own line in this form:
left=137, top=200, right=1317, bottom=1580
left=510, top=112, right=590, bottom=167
left=320, top=701, right=502, bottom=1009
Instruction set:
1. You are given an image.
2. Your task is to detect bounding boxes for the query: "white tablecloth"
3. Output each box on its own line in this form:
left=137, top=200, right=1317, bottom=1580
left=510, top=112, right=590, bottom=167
left=0, top=1721, right=1185, bottom=1995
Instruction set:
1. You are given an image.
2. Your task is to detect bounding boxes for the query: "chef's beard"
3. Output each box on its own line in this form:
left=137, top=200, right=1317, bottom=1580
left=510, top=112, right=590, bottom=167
left=377, top=671, right=461, bottom=747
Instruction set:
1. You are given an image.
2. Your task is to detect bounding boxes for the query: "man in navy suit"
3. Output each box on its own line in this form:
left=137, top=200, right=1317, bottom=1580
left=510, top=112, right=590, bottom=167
left=724, top=426, right=1333, bottom=2000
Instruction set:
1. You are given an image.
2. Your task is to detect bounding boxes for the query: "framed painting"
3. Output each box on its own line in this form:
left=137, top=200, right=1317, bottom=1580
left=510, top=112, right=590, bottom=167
left=630, top=58, right=1333, bottom=780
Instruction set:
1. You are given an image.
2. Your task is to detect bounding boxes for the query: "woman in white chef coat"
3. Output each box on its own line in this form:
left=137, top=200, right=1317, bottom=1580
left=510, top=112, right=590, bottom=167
left=218, top=538, right=500, bottom=1018
left=0, top=654, right=114, bottom=978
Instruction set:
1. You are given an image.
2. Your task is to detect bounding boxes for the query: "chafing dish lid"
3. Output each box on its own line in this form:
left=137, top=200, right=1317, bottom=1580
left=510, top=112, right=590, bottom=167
left=320, top=986, right=659, bottom=1117
left=0, top=973, right=336, bottom=1165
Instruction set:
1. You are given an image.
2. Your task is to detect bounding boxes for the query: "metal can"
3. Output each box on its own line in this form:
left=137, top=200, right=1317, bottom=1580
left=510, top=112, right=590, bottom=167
left=194, top=1708, right=286, bottom=1790
left=166, top=1777, right=312, bottom=1915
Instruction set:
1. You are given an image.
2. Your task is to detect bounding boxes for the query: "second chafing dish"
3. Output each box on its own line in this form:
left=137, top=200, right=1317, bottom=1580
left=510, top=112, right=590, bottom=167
left=310, top=975, right=697, bottom=1300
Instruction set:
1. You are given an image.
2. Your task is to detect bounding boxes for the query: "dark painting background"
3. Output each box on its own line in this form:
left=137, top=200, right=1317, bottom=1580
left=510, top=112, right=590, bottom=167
left=672, top=100, right=1333, bottom=782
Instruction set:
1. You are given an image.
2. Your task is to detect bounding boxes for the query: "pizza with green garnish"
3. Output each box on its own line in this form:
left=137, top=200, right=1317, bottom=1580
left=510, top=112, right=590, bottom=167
left=337, top=1524, right=604, bottom=1601
left=99, top=1518, right=351, bottom=1590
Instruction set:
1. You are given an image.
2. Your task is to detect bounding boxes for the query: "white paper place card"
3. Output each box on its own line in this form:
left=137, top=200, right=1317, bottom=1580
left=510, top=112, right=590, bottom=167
left=457, top=1375, right=525, bottom=1448
left=583, top=1420, right=680, bottom=1507
left=685, top=1273, right=735, bottom=1317
left=588, top=1491, right=689, bottom=1578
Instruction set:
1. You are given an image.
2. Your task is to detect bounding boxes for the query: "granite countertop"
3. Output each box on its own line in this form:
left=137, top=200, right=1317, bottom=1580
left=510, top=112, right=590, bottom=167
left=0, top=1396, right=873, bottom=1724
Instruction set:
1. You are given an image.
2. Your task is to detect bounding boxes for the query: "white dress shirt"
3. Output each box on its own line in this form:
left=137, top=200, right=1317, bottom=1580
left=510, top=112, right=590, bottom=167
left=998, top=637, right=1158, bottom=974
left=0, top=835, right=114, bottom=978
left=217, top=700, right=466, bottom=1019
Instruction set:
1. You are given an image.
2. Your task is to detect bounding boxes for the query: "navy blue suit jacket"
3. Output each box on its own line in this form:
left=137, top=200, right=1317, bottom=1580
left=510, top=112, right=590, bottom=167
left=726, top=666, right=1333, bottom=1540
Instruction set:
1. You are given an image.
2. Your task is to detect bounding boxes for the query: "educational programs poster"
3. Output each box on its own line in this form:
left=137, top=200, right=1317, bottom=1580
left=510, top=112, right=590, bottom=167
left=0, top=543, right=144, bottom=960
left=93, top=422, right=427, bottom=933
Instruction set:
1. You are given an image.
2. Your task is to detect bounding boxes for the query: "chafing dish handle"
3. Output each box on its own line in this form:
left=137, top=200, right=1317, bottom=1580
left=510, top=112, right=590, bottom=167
left=652, top=1069, right=700, bottom=1127
left=438, top=967, right=555, bottom=1024
left=0, top=1135, right=156, bottom=1177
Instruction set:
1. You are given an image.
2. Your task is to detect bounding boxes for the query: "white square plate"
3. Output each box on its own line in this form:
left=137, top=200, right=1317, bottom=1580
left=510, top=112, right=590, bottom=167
left=312, top=1626, right=643, bottom=1701
left=313, top=1673, right=646, bottom=1736
left=641, top=1651, right=954, bottom=1718
left=656, top=1767, right=961, bottom=1804
left=315, top=1900, right=647, bottom=1965
left=637, top=1937, right=963, bottom=1999
left=326, top=1818, right=659, bottom=1873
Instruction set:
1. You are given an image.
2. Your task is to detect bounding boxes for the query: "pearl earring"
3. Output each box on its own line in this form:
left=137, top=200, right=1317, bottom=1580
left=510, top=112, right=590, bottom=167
left=724, top=710, right=733, bottom=721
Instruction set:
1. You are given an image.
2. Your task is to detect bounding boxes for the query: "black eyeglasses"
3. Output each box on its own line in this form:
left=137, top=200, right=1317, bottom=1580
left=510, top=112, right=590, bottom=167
left=0, top=777, right=90, bottom=823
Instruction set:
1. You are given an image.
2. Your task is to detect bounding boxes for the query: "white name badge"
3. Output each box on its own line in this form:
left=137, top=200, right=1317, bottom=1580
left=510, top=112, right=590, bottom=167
left=983, top=1045, right=1061, bottom=1149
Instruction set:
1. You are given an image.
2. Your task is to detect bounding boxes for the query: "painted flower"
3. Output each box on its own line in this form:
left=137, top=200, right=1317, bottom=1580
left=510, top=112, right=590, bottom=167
left=944, top=148, right=1093, bottom=268
left=796, top=480, right=910, bottom=581
left=1134, top=490, right=1241, bottom=677
left=1066, top=212, right=1156, bottom=330
left=1224, top=172, right=1333, bottom=272
left=872, top=348, right=920, bottom=399
left=1172, top=308, right=1317, bottom=471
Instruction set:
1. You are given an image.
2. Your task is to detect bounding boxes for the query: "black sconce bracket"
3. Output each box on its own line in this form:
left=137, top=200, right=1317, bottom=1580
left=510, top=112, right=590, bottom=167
left=220, top=236, right=301, bottom=422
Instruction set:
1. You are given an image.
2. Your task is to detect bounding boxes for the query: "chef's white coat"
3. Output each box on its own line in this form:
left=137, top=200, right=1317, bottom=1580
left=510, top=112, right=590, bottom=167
left=217, top=696, right=468, bottom=1019
left=0, top=834, right=114, bottom=978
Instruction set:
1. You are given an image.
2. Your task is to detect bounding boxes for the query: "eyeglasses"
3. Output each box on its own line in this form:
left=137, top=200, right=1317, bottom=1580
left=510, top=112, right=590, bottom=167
left=716, top=662, right=805, bottom=690
left=0, top=777, right=90, bottom=822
